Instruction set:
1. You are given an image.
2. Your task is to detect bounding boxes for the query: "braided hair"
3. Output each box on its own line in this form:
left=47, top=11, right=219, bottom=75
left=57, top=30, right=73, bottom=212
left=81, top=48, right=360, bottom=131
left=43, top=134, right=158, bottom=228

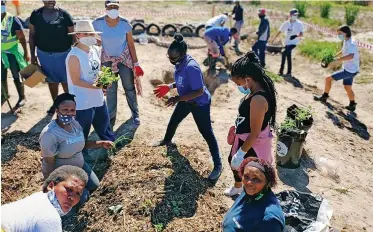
left=168, top=33, right=187, bottom=55
left=231, top=51, right=277, bottom=127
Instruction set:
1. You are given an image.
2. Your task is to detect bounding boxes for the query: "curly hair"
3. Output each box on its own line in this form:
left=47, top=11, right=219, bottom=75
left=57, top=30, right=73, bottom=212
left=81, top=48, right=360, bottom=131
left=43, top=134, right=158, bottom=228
left=237, top=157, right=277, bottom=188
left=42, top=165, right=88, bottom=193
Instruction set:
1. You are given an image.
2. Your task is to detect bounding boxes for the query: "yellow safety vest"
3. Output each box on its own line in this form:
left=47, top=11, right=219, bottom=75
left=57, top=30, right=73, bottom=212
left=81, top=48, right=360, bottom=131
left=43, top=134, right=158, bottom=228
left=1, top=12, right=18, bottom=51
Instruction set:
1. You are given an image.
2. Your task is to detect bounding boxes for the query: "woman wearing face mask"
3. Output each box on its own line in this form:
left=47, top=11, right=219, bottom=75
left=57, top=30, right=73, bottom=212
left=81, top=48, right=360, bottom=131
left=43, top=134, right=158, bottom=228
left=152, top=33, right=222, bottom=181
left=222, top=157, right=285, bottom=232
left=314, top=25, right=360, bottom=112
left=224, top=51, right=277, bottom=196
left=39, top=93, right=113, bottom=205
left=271, top=8, right=304, bottom=77
left=1, top=165, right=88, bottom=232
left=92, top=0, right=144, bottom=127
left=65, top=20, right=115, bottom=145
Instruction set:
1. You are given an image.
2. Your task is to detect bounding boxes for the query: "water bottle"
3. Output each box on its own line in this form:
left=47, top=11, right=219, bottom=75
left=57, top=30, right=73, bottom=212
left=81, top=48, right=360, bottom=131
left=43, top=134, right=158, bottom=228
left=314, top=155, right=340, bottom=182
left=139, top=33, right=148, bottom=45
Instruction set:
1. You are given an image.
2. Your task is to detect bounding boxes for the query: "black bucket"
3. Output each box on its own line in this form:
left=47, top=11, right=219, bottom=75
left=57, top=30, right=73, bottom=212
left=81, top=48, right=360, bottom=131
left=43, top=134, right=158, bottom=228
left=276, top=130, right=307, bottom=169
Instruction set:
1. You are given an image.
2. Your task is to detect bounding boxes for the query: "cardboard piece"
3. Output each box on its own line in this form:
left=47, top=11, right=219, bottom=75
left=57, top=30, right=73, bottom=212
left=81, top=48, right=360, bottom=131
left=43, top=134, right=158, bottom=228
left=20, top=64, right=46, bottom=88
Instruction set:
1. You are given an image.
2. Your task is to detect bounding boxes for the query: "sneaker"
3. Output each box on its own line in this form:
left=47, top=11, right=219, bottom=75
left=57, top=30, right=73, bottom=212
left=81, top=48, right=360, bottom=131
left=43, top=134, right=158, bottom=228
left=313, top=94, right=328, bottom=103
left=286, top=73, right=292, bottom=77
left=345, top=103, right=357, bottom=112
left=224, top=186, right=243, bottom=196
left=133, top=117, right=140, bottom=126
left=208, top=165, right=222, bottom=181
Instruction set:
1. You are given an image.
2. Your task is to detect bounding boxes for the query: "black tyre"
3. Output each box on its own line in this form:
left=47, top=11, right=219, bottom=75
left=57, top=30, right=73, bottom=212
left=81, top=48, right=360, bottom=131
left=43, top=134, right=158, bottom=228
left=162, top=24, right=177, bottom=36
left=132, top=22, right=146, bottom=36
left=195, top=24, right=206, bottom=38
left=130, top=19, right=145, bottom=25
left=266, top=44, right=283, bottom=53
left=146, top=23, right=161, bottom=36
left=180, top=25, right=194, bottom=37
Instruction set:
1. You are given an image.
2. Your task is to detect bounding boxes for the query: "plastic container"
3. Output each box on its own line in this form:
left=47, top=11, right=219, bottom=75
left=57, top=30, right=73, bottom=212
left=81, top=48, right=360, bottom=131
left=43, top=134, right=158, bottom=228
left=276, top=130, right=307, bottom=169
left=139, top=33, right=148, bottom=45
left=314, top=155, right=340, bottom=182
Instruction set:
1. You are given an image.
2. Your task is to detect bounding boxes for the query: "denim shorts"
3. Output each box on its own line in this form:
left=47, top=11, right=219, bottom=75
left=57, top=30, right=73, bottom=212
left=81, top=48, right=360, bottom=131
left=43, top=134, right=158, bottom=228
left=37, top=48, right=70, bottom=83
left=331, top=69, right=358, bottom=86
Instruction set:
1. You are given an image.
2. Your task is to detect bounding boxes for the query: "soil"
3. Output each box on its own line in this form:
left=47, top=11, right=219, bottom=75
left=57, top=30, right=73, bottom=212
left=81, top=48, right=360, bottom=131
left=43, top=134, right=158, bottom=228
left=2, top=2, right=373, bottom=232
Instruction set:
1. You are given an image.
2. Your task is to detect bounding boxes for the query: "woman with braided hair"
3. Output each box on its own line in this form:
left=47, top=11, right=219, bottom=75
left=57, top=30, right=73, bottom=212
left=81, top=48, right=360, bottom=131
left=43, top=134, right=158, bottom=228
left=224, top=51, right=277, bottom=196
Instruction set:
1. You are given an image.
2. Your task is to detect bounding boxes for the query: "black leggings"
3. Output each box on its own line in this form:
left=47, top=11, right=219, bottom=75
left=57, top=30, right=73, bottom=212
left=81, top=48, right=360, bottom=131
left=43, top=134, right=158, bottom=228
left=228, top=139, right=258, bottom=182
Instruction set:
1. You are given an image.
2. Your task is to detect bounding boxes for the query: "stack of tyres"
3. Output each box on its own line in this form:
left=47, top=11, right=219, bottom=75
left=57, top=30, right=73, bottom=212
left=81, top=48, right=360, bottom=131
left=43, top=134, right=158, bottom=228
left=276, top=104, right=314, bottom=168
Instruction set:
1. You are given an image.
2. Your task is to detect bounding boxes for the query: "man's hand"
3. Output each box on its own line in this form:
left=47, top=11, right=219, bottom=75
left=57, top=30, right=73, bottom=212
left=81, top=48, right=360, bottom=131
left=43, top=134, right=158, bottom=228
left=165, top=96, right=180, bottom=107
left=290, top=35, right=298, bottom=40
left=154, top=84, right=171, bottom=98
left=97, top=140, right=115, bottom=149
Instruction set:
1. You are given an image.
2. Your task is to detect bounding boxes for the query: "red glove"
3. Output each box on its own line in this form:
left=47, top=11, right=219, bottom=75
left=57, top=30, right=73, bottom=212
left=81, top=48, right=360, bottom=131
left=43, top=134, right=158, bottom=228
left=134, top=65, right=144, bottom=77
left=153, top=84, right=171, bottom=98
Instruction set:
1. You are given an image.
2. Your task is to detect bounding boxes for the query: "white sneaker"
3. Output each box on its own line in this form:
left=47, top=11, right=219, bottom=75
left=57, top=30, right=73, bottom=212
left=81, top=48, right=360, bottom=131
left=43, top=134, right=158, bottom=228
left=224, top=186, right=243, bottom=196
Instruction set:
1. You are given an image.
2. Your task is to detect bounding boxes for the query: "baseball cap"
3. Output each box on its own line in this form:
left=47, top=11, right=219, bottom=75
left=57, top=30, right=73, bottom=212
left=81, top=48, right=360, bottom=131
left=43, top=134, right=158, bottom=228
left=290, top=8, right=299, bottom=15
left=105, top=0, right=119, bottom=7
left=258, top=8, right=266, bottom=15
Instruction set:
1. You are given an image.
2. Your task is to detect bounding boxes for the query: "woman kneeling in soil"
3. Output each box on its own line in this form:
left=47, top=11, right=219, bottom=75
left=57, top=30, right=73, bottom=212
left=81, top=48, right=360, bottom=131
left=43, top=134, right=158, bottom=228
left=225, top=51, right=276, bottom=196
left=153, top=33, right=222, bottom=181
left=1, top=165, right=88, bottom=232
left=222, top=157, right=285, bottom=232
left=39, top=93, right=113, bottom=204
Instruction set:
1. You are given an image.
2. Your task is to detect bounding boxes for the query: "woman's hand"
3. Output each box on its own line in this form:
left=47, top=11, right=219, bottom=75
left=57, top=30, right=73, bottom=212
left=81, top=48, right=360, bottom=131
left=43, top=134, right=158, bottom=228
left=165, top=96, right=180, bottom=107
left=97, top=140, right=114, bottom=149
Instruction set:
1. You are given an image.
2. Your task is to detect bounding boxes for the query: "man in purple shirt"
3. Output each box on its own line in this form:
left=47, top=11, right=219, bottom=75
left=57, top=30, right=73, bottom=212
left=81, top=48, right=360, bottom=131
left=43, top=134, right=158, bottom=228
left=153, top=33, right=222, bottom=181
left=203, top=27, right=237, bottom=69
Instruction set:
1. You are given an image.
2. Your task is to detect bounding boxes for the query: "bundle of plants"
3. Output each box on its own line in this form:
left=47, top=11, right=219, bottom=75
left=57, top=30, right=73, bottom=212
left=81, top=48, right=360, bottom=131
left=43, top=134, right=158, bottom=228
left=94, top=66, right=120, bottom=89
left=286, top=104, right=314, bottom=132
left=321, top=51, right=335, bottom=68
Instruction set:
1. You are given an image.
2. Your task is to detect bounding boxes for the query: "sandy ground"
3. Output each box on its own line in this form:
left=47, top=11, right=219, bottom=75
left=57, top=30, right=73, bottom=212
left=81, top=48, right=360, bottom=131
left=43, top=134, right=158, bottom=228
left=2, top=2, right=373, bottom=232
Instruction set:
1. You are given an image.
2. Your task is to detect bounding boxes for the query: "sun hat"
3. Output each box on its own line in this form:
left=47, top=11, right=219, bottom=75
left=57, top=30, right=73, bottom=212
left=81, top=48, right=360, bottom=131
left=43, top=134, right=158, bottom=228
left=68, top=20, right=102, bottom=35
left=105, top=0, right=119, bottom=7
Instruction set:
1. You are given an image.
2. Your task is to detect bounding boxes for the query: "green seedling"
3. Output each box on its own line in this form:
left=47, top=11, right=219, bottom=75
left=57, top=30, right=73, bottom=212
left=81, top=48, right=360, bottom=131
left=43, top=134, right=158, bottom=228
left=279, top=118, right=297, bottom=133
left=95, top=66, right=120, bottom=89
left=154, top=223, right=164, bottom=232
left=107, top=135, right=131, bottom=156
left=321, top=51, right=335, bottom=68
left=295, top=106, right=314, bottom=122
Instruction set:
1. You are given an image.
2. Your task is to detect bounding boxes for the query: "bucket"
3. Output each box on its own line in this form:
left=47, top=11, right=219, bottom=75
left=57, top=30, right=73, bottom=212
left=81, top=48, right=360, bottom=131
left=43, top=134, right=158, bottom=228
left=276, top=130, right=307, bottom=169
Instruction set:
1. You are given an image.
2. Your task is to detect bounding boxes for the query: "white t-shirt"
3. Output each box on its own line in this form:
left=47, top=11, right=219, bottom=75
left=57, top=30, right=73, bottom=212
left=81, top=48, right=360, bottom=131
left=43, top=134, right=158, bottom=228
left=66, top=46, right=104, bottom=111
left=206, top=15, right=229, bottom=27
left=1, top=192, right=62, bottom=232
left=342, top=39, right=360, bottom=73
left=279, top=20, right=304, bottom=46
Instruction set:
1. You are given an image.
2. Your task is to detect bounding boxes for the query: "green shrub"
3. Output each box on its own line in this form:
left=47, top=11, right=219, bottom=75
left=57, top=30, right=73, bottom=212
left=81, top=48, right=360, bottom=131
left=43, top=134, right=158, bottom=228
left=298, top=39, right=340, bottom=62
left=320, top=2, right=332, bottom=19
left=345, top=4, right=360, bottom=25
left=251, top=0, right=261, bottom=6
left=293, top=1, right=308, bottom=17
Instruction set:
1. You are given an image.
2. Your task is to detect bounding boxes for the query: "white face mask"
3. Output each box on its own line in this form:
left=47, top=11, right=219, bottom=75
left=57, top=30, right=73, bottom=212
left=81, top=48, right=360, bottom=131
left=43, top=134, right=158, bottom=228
left=47, top=190, right=71, bottom=216
left=107, top=9, right=119, bottom=19
left=291, top=15, right=297, bottom=21
left=79, top=36, right=97, bottom=46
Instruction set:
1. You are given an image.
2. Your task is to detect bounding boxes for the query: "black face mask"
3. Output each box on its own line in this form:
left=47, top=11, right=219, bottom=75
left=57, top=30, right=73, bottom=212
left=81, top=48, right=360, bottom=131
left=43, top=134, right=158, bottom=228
left=168, top=50, right=185, bottom=65
left=259, top=15, right=265, bottom=18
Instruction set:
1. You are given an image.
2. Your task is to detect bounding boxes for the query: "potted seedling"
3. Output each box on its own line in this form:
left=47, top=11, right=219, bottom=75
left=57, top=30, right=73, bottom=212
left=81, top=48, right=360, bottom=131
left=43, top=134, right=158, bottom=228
left=321, top=51, right=335, bottom=68
left=95, top=66, right=120, bottom=89
left=287, top=104, right=314, bottom=132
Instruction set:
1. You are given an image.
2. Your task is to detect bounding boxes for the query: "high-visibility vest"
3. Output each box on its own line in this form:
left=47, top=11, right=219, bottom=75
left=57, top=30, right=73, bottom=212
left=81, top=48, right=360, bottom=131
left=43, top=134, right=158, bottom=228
left=1, top=12, right=18, bottom=51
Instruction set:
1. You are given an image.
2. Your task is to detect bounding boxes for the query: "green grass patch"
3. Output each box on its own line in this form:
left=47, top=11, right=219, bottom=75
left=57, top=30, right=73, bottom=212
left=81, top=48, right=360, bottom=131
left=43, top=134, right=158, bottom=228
left=307, top=16, right=342, bottom=29
left=355, top=75, right=373, bottom=84
left=298, top=39, right=341, bottom=62
left=266, top=70, right=283, bottom=83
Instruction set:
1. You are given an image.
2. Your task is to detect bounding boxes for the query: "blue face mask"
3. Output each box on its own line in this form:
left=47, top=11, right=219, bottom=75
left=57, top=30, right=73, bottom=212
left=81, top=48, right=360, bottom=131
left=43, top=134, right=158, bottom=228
left=1, top=5, right=6, bottom=13
left=237, top=80, right=251, bottom=95
left=338, top=34, right=345, bottom=41
left=58, top=113, right=74, bottom=125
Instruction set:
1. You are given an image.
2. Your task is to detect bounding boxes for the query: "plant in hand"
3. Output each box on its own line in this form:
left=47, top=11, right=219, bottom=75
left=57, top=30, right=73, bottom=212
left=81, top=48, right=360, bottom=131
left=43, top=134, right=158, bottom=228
left=95, top=66, right=120, bottom=89
left=321, top=51, right=335, bottom=68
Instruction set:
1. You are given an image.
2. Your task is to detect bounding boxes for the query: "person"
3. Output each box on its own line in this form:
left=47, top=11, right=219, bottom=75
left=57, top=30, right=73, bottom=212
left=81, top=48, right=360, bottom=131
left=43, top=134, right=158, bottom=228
left=224, top=51, right=277, bottom=196
left=271, top=8, right=304, bottom=77
left=204, top=26, right=237, bottom=69
left=93, top=0, right=144, bottom=127
left=314, top=25, right=360, bottom=112
left=29, top=0, right=76, bottom=115
left=252, top=8, right=270, bottom=68
left=222, top=157, right=285, bottom=232
left=39, top=93, right=114, bottom=203
left=1, top=0, right=28, bottom=108
left=205, top=13, right=229, bottom=30
left=66, top=20, right=116, bottom=144
left=153, top=34, right=222, bottom=181
left=1, top=165, right=88, bottom=232
left=231, top=1, right=244, bottom=53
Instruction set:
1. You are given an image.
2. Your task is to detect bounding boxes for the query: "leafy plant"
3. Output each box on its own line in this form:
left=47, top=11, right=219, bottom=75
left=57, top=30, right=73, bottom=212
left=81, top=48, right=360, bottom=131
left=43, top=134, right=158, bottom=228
left=320, top=2, right=332, bottom=19
left=154, top=223, right=164, bottom=232
left=294, top=106, right=314, bottom=122
left=345, top=4, right=359, bottom=25
left=107, top=135, right=131, bottom=156
left=321, top=50, right=335, bottom=68
left=293, top=1, right=308, bottom=17
left=265, top=70, right=283, bottom=82
left=279, top=118, right=297, bottom=132
left=95, top=66, right=120, bottom=88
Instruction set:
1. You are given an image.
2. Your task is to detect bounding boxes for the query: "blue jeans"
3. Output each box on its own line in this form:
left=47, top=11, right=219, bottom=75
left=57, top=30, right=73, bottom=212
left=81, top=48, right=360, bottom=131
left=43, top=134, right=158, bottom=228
left=103, top=62, right=139, bottom=126
left=37, top=48, right=69, bottom=83
left=163, top=101, right=221, bottom=166
left=75, top=101, right=116, bottom=142
left=252, top=40, right=267, bottom=67
left=79, top=162, right=99, bottom=205
left=280, top=45, right=296, bottom=74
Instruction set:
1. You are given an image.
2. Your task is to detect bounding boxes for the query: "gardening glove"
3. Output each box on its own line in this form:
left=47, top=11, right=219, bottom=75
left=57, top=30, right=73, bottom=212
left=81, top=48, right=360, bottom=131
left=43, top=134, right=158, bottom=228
left=134, top=63, right=144, bottom=77
left=154, top=84, right=171, bottom=98
left=290, top=35, right=298, bottom=40
left=231, top=148, right=246, bottom=170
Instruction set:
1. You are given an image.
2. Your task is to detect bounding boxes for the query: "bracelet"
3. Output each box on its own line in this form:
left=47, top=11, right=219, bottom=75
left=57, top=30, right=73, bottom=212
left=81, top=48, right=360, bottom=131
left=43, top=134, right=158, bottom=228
left=134, top=62, right=140, bottom=67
